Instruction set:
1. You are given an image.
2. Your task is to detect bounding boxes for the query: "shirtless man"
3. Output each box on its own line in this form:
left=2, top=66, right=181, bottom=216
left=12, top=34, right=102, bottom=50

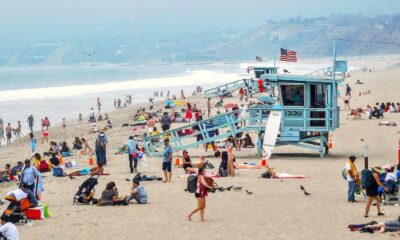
left=5, top=123, right=12, bottom=144
left=68, top=163, right=105, bottom=179
left=147, top=116, right=156, bottom=134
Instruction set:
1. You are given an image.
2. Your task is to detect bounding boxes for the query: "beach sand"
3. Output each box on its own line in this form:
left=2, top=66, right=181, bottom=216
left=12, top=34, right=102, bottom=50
left=1, top=58, right=400, bottom=240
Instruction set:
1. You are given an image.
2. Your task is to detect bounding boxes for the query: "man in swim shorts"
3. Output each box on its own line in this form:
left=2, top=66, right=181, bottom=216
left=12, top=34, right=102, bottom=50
left=68, top=163, right=104, bottom=178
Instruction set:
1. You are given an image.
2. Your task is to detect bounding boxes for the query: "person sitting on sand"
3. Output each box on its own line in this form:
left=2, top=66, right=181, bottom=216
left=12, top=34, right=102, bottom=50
left=98, top=181, right=126, bottom=206
left=0, top=164, right=12, bottom=183
left=355, top=79, right=363, bottom=84
left=89, top=123, right=98, bottom=134
left=106, top=119, right=112, bottom=130
left=72, top=137, right=82, bottom=151
left=68, top=163, right=104, bottom=179
left=125, top=179, right=148, bottom=204
left=390, top=103, right=397, bottom=113
left=240, top=134, right=255, bottom=148
left=49, top=152, right=60, bottom=168
left=81, top=138, right=93, bottom=155
left=0, top=214, right=19, bottom=240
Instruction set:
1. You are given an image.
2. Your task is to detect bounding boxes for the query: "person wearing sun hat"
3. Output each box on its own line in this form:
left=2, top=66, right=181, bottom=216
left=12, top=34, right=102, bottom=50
left=365, top=166, right=388, bottom=218
left=95, top=128, right=108, bottom=165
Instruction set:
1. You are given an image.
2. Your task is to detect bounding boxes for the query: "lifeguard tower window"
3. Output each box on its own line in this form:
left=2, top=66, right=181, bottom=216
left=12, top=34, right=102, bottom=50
left=280, top=84, right=304, bottom=107
left=255, top=70, right=264, bottom=78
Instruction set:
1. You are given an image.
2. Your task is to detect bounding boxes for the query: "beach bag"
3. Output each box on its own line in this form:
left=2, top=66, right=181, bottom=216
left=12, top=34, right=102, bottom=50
left=53, top=167, right=64, bottom=177
left=341, top=168, right=348, bottom=180
left=204, top=162, right=215, bottom=169
left=261, top=171, right=272, bottom=178
left=38, top=160, right=50, bottom=172
left=219, top=167, right=228, bottom=177
left=361, top=169, right=373, bottom=189
left=187, top=175, right=198, bottom=193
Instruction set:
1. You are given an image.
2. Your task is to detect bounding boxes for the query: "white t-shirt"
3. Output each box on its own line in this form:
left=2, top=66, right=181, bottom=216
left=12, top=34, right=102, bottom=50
left=345, top=162, right=354, bottom=181
left=385, top=172, right=397, bottom=182
left=0, top=222, right=19, bottom=240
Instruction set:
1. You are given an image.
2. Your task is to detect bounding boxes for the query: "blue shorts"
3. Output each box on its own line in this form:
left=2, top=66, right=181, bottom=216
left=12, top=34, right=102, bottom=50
left=162, top=162, right=172, bottom=172
left=80, top=168, right=90, bottom=176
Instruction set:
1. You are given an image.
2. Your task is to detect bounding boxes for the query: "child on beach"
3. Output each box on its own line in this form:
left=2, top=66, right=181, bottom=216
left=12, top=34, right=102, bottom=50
left=41, top=124, right=49, bottom=144
left=29, top=133, right=36, bottom=153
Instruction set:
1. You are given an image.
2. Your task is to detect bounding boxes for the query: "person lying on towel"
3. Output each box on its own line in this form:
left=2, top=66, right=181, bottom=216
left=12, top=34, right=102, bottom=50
left=67, top=163, right=105, bottom=179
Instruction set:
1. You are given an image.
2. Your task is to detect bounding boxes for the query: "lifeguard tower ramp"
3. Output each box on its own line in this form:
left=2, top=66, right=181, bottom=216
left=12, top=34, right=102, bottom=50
left=143, top=63, right=346, bottom=158
left=202, top=67, right=277, bottom=98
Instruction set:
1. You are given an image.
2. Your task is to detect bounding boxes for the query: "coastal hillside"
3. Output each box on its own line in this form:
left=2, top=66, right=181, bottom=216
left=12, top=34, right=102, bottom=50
left=0, top=14, right=399, bottom=65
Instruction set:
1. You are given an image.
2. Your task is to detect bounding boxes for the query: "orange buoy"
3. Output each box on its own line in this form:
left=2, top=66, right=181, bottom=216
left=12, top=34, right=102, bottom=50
left=58, top=155, right=63, bottom=164
left=89, top=156, right=94, bottom=165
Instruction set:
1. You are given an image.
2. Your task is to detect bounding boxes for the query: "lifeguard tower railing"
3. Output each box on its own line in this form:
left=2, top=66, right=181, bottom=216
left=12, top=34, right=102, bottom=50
left=143, top=106, right=338, bottom=157
left=202, top=67, right=278, bottom=98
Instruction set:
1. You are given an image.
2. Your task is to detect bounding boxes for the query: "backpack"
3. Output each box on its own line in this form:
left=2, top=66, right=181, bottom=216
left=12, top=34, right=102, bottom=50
left=361, top=169, right=373, bottom=189
left=219, top=167, right=228, bottom=177
left=261, top=171, right=272, bottom=178
left=38, top=160, right=50, bottom=172
left=53, top=167, right=64, bottom=177
left=187, top=175, right=198, bottom=193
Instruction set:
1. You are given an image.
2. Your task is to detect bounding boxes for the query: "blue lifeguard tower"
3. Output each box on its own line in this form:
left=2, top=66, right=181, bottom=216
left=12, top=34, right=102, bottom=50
left=143, top=43, right=347, bottom=158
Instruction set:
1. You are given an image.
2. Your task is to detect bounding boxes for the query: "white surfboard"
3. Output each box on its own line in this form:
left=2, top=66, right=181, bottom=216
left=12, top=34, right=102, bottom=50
left=263, top=105, right=282, bottom=159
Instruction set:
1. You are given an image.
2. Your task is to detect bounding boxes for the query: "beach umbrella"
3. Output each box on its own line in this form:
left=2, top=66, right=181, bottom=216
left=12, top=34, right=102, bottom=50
left=224, top=103, right=235, bottom=108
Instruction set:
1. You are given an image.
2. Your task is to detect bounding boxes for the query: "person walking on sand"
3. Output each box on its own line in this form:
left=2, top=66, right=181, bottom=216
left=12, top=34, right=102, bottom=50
left=365, top=166, right=388, bottom=218
left=27, top=114, right=34, bottom=134
left=162, top=139, right=173, bottom=182
left=345, top=155, right=359, bottom=203
left=346, top=84, right=352, bottom=96
left=14, top=121, right=22, bottom=138
left=344, top=93, right=351, bottom=111
left=187, top=168, right=216, bottom=222
left=78, top=113, right=82, bottom=122
left=118, top=136, right=138, bottom=173
left=6, top=123, right=12, bottom=144
left=97, top=97, right=101, bottom=113
left=0, top=121, right=5, bottom=146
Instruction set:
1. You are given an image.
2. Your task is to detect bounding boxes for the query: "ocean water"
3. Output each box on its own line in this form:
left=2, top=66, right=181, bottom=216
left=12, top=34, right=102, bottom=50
left=0, top=61, right=333, bottom=137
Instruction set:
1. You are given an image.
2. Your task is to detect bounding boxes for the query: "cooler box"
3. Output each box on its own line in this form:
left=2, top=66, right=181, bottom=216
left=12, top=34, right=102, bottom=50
left=25, top=206, right=44, bottom=220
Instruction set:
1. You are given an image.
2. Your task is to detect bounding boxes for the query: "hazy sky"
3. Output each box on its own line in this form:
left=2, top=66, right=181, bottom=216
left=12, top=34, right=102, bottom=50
left=1, top=0, right=399, bottom=31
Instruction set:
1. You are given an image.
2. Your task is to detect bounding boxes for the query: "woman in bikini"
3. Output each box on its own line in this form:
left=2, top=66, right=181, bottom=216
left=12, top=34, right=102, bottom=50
left=187, top=168, right=216, bottom=222
left=226, top=137, right=235, bottom=177
left=182, top=151, right=206, bottom=174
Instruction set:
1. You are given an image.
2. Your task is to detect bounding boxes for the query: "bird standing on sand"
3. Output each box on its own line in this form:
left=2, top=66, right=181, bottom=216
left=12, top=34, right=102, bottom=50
left=245, top=190, right=253, bottom=195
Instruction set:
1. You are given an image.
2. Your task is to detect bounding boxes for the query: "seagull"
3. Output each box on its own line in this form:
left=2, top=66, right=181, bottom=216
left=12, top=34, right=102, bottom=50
left=304, top=191, right=311, bottom=196
left=233, top=187, right=242, bottom=191
left=360, top=138, right=365, bottom=142
left=300, top=185, right=305, bottom=191
left=226, top=186, right=233, bottom=191
left=245, top=190, right=253, bottom=195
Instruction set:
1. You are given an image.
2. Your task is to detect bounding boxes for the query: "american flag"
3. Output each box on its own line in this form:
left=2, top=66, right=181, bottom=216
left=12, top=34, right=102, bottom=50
left=280, top=48, right=297, bottom=62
